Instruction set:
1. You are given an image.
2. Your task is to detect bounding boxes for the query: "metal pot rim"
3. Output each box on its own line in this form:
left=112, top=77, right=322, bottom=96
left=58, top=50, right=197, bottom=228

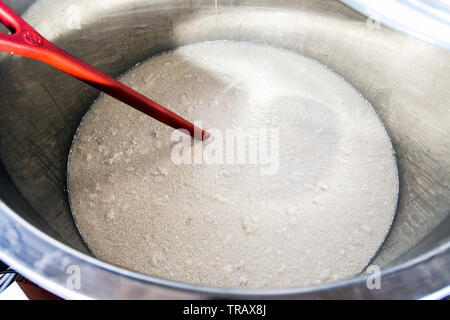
left=340, top=0, right=450, bottom=50
left=1, top=200, right=449, bottom=299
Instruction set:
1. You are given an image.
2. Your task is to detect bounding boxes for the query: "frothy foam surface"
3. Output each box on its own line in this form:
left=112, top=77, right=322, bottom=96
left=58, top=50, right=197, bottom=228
left=68, top=41, right=398, bottom=288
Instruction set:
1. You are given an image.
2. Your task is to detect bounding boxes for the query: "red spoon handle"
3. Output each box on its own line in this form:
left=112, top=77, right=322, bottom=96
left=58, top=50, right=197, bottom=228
left=0, top=1, right=209, bottom=140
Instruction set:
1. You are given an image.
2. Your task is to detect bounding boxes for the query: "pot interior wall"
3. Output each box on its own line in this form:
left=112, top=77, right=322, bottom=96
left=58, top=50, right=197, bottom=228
left=0, top=0, right=449, bottom=272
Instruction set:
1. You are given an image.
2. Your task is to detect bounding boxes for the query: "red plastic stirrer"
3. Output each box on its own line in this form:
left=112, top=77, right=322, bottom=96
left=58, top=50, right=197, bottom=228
left=0, top=1, right=209, bottom=140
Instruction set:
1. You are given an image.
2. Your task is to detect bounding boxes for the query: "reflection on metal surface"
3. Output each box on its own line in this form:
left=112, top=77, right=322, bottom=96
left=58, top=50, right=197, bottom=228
left=340, top=0, right=450, bottom=50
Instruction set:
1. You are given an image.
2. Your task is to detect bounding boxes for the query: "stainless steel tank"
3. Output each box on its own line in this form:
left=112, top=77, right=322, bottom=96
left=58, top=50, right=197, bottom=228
left=0, top=0, right=449, bottom=299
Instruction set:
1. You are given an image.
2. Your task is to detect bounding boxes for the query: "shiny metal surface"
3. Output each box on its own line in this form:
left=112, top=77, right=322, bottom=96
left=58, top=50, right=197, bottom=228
left=0, top=0, right=449, bottom=299
left=341, top=0, right=450, bottom=50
